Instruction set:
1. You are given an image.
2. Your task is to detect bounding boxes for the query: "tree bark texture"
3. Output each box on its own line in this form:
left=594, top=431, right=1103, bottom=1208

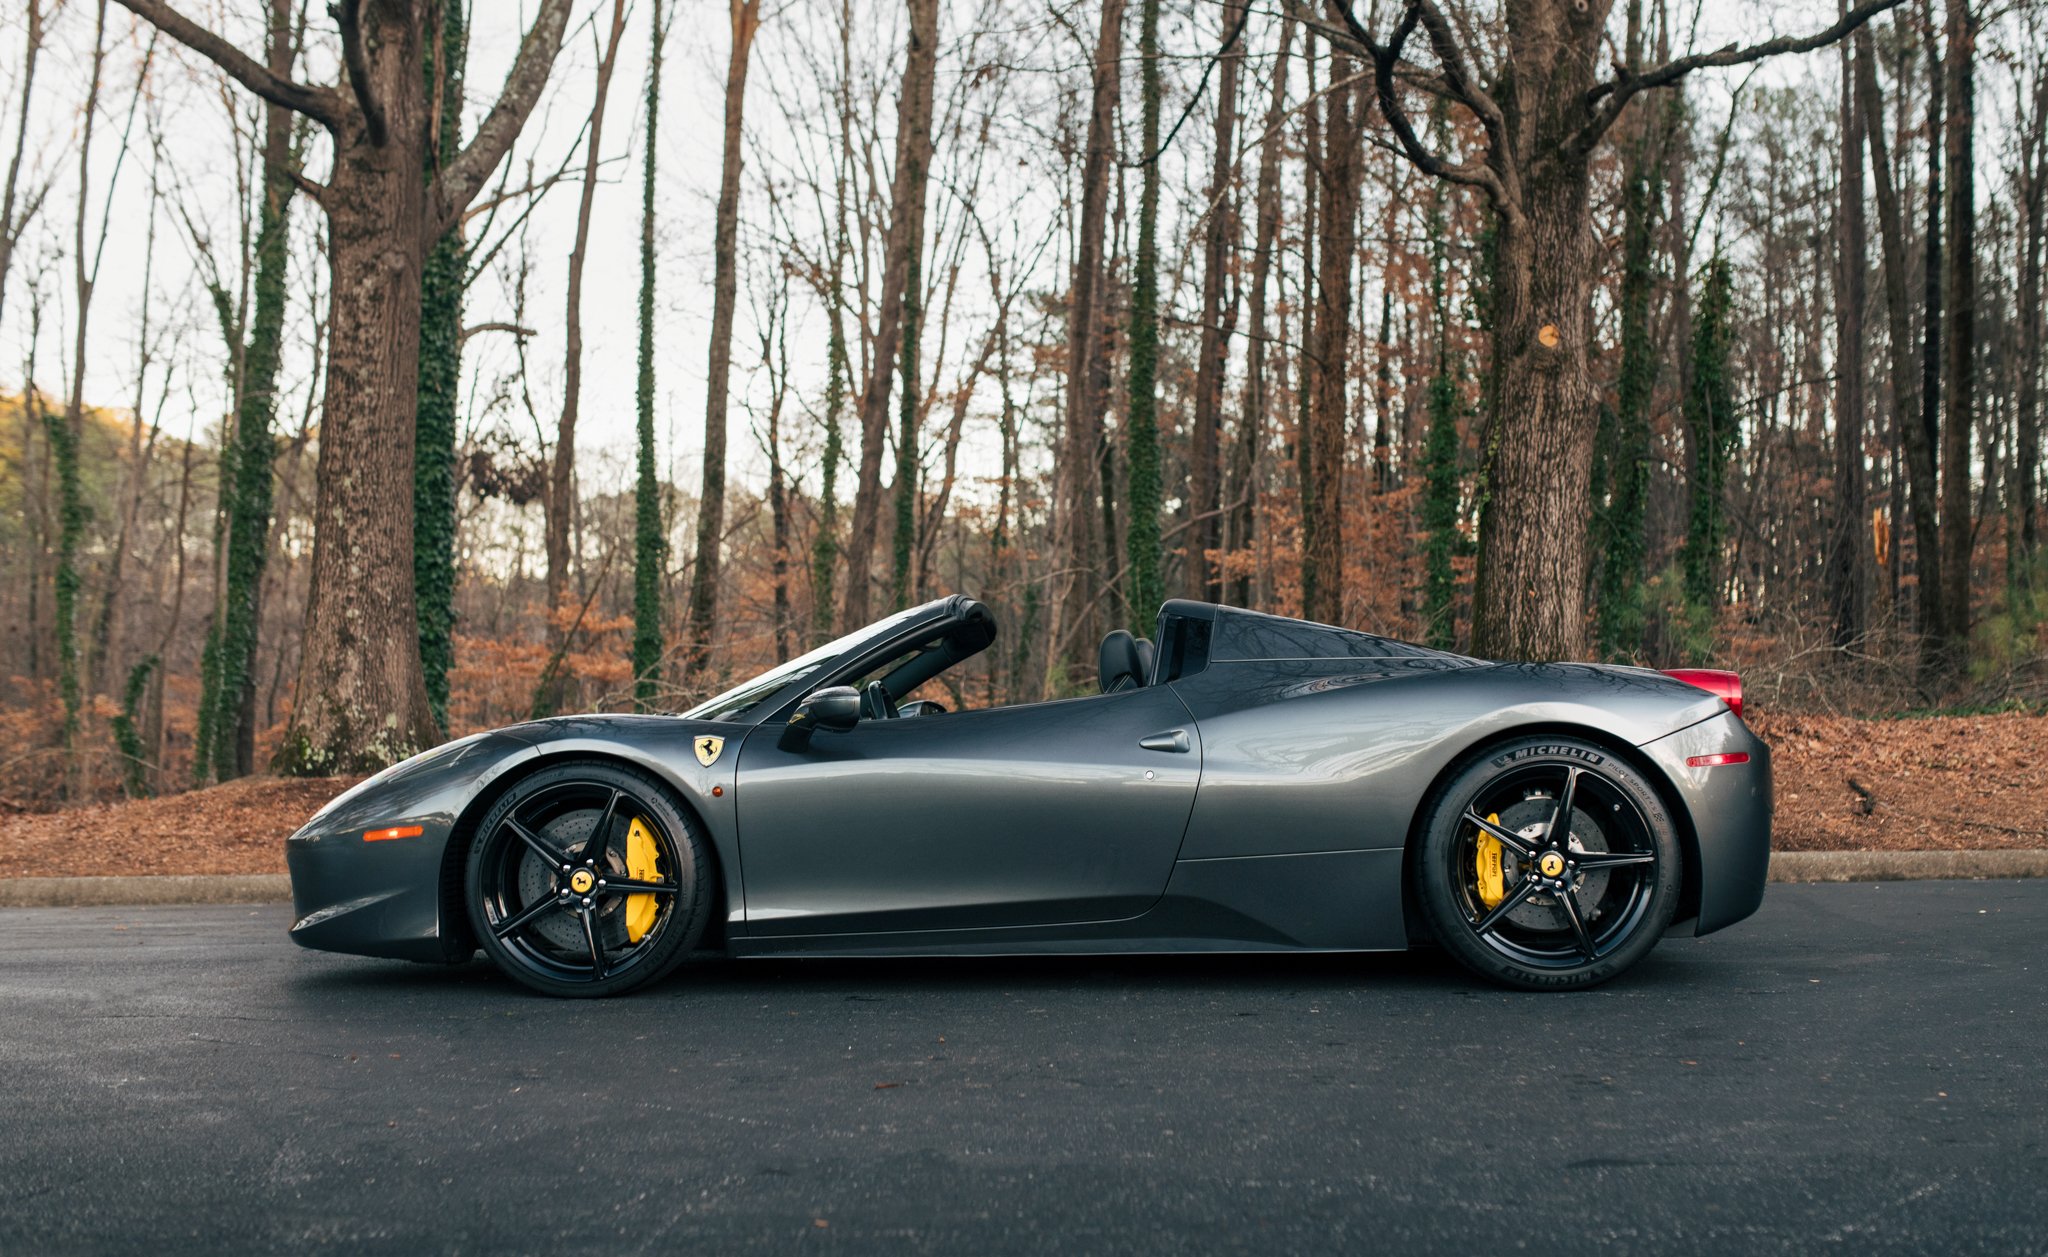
left=1302, top=44, right=1359, bottom=627
left=1936, top=0, right=1975, bottom=669
left=1047, top=0, right=1122, bottom=667
left=843, top=0, right=938, bottom=631
left=1187, top=0, right=1243, bottom=602
left=683, top=0, right=761, bottom=676
left=1827, top=16, right=1869, bottom=649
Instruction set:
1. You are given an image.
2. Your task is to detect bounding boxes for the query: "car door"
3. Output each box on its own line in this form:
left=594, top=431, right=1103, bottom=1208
left=733, top=684, right=1202, bottom=937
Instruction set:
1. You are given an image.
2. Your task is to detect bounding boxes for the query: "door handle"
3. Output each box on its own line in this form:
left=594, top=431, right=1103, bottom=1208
left=1138, top=729, right=1191, bottom=754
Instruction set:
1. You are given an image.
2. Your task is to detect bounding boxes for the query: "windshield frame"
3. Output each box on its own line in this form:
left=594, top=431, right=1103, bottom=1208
left=680, top=601, right=948, bottom=724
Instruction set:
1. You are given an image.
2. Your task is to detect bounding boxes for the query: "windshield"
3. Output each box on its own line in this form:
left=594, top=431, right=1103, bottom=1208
left=682, top=603, right=931, bottom=722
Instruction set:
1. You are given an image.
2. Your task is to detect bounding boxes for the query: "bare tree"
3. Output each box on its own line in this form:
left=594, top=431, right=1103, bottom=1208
left=678, top=0, right=764, bottom=678
left=842, top=0, right=939, bottom=628
left=539, top=0, right=631, bottom=716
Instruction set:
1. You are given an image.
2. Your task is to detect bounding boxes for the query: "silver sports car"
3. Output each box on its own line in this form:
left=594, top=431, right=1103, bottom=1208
left=285, top=596, right=1770, bottom=997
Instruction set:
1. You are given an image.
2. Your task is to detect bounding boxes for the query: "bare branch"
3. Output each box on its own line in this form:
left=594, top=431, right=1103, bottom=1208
left=1578, top=0, right=1907, bottom=151
left=111, top=0, right=338, bottom=126
left=430, top=0, right=575, bottom=238
left=331, top=0, right=387, bottom=145
left=1326, top=1, right=1520, bottom=221
left=459, top=321, right=537, bottom=345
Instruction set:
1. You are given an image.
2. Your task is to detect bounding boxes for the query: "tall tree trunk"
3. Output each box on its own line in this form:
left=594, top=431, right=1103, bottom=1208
left=1302, top=45, right=1360, bottom=627
left=680, top=0, right=760, bottom=677
left=415, top=0, right=466, bottom=734
left=1680, top=256, right=1738, bottom=614
left=842, top=0, right=937, bottom=630
left=2014, top=69, right=2046, bottom=577
left=1936, top=0, right=1975, bottom=672
left=53, top=0, right=117, bottom=792
left=1596, top=0, right=1664, bottom=661
left=632, top=0, right=670, bottom=708
left=1048, top=0, right=1122, bottom=671
left=1295, top=38, right=1317, bottom=616
left=889, top=246, right=922, bottom=610
left=0, top=0, right=47, bottom=344
left=1186, top=1, right=1244, bottom=603
left=1857, top=26, right=1940, bottom=666
left=1828, top=14, right=1869, bottom=650
left=1125, top=0, right=1167, bottom=629
left=545, top=0, right=630, bottom=704
left=210, top=2, right=298, bottom=779
left=1916, top=0, right=1948, bottom=667
left=1228, top=13, right=1293, bottom=607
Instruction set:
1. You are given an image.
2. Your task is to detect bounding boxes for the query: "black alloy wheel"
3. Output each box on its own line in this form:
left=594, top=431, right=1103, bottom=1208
left=1414, top=736, right=1681, bottom=990
left=466, top=762, right=710, bottom=997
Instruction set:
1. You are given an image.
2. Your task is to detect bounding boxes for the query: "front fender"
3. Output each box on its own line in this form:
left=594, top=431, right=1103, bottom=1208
left=286, top=731, right=539, bottom=962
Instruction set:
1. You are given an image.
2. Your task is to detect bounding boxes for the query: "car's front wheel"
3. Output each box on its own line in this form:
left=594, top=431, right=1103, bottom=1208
left=465, top=762, right=711, bottom=997
left=1413, top=736, right=1681, bottom=990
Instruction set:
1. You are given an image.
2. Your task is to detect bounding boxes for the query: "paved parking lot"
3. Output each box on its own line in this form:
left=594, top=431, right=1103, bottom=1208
left=1, top=880, right=2043, bottom=1254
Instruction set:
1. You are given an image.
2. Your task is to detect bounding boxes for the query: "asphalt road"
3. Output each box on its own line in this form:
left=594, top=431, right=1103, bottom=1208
left=1, top=882, right=2043, bottom=1256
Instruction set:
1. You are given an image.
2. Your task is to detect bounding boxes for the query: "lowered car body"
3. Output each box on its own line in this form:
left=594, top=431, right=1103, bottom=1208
left=286, top=596, right=1771, bottom=995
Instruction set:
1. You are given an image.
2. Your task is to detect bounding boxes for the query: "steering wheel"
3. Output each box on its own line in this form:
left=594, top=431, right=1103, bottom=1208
left=898, top=699, right=949, bottom=718
left=861, top=679, right=899, bottom=720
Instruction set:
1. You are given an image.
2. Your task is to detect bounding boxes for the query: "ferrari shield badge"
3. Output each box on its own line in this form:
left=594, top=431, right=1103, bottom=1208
left=694, top=735, right=725, bottom=768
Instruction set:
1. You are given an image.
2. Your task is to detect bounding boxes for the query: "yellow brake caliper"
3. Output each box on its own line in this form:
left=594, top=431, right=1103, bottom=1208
left=1475, top=812, right=1506, bottom=909
left=624, top=817, right=663, bottom=943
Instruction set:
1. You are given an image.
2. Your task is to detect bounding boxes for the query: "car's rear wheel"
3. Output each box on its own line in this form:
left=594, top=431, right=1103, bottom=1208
left=465, top=762, right=711, bottom=997
left=1413, top=736, right=1680, bottom=990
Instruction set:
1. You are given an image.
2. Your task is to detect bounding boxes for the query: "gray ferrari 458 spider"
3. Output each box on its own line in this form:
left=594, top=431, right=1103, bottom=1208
left=285, top=596, right=1770, bottom=997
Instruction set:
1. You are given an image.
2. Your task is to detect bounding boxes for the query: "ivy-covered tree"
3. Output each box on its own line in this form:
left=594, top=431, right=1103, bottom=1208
left=1595, top=93, right=1673, bottom=662
left=415, top=0, right=467, bottom=734
left=811, top=276, right=848, bottom=642
left=1123, top=0, right=1165, bottom=631
left=1420, top=168, right=1462, bottom=650
left=890, top=252, right=921, bottom=610
left=1680, top=255, right=1738, bottom=612
left=631, top=0, right=670, bottom=709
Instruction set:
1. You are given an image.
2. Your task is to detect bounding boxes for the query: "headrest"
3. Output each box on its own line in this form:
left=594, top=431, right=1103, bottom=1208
left=1134, top=637, right=1156, bottom=686
left=1098, top=629, right=1145, bottom=694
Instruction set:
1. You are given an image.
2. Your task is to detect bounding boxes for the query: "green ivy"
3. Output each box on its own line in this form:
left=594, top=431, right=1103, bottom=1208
left=632, top=0, right=669, bottom=709
left=414, top=0, right=468, bottom=733
left=1123, top=0, right=1165, bottom=632
left=110, top=654, right=158, bottom=798
left=1680, top=255, right=1738, bottom=613
left=811, top=279, right=848, bottom=643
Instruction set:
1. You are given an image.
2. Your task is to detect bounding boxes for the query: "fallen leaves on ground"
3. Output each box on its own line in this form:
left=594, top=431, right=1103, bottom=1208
left=1749, top=710, right=2048, bottom=851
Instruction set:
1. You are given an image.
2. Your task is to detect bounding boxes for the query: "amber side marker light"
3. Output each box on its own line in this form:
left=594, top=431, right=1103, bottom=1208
left=364, top=825, right=424, bottom=842
left=1685, top=752, right=1751, bottom=768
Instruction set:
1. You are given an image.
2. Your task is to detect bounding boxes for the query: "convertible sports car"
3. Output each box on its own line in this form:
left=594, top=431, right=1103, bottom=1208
left=286, top=596, right=1770, bottom=997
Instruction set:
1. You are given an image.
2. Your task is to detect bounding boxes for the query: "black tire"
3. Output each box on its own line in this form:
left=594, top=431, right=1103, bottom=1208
left=1413, top=736, right=1681, bottom=991
left=465, top=761, right=712, bottom=998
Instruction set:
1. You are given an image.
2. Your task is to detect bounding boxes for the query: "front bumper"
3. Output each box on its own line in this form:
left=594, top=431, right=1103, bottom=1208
left=285, top=732, right=538, bottom=963
left=1639, top=710, right=1773, bottom=936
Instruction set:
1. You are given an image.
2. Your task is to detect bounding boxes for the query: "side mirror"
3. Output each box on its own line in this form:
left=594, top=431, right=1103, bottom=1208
left=778, top=685, right=861, bottom=751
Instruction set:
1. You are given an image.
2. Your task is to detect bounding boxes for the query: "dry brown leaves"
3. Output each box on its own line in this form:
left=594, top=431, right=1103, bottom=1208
left=0, top=776, right=361, bottom=878
left=1750, top=710, right=2048, bottom=851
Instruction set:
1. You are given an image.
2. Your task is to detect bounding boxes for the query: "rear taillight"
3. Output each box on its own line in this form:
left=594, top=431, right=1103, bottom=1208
left=1663, top=668, right=1743, bottom=719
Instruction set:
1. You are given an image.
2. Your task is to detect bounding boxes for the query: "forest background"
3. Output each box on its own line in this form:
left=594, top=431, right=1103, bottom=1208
left=0, top=0, right=2044, bottom=815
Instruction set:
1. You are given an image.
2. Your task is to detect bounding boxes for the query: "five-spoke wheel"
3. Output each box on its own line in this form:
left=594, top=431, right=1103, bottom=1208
left=465, top=762, right=710, bottom=997
left=1414, top=737, right=1681, bottom=990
